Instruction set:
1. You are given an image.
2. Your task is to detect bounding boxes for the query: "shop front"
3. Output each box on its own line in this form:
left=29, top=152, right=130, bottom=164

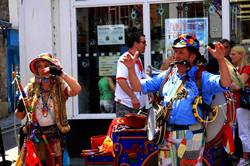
left=68, top=0, right=226, bottom=156
left=73, top=0, right=224, bottom=119
left=17, top=0, right=250, bottom=158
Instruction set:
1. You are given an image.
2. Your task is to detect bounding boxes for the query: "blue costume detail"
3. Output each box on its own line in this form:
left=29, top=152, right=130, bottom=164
left=141, top=66, right=228, bottom=125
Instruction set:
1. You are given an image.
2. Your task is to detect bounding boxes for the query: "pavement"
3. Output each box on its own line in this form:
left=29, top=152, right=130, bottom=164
left=0, top=112, right=84, bottom=166
left=0, top=112, right=21, bottom=132
left=0, top=112, right=20, bottom=165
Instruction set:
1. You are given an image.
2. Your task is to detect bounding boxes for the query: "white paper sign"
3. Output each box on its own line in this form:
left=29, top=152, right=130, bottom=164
left=97, top=24, right=125, bottom=45
left=99, top=56, right=120, bottom=76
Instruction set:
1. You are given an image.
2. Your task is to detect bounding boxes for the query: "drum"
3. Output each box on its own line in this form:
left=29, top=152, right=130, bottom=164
left=205, top=92, right=235, bottom=147
left=112, top=129, right=158, bottom=166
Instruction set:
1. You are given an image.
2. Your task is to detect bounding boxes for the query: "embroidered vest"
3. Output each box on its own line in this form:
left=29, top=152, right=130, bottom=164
left=27, top=77, right=70, bottom=134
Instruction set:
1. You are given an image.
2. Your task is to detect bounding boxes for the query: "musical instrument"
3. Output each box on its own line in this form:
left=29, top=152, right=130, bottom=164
left=112, top=128, right=158, bottom=166
left=205, top=92, right=235, bottom=147
left=146, top=65, right=172, bottom=145
left=192, top=96, right=218, bottom=123
left=147, top=87, right=188, bottom=145
left=147, top=104, right=169, bottom=145
left=146, top=65, right=161, bottom=77
left=146, top=61, right=190, bottom=76
left=146, top=63, right=189, bottom=145
left=12, top=72, right=32, bottom=121
left=124, top=113, right=147, bottom=129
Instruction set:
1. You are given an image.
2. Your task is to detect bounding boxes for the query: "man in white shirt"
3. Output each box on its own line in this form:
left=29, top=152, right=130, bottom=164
left=115, top=31, right=147, bottom=117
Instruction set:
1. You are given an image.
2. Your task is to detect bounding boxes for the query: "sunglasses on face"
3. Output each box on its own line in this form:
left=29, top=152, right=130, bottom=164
left=140, top=41, right=146, bottom=44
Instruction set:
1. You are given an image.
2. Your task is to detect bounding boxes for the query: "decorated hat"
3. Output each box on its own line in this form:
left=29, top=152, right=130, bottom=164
left=29, top=53, right=57, bottom=74
left=172, top=34, right=200, bottom=50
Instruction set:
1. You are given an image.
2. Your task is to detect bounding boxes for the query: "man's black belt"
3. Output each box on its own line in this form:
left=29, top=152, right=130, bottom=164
left=168, top=124, right=190, bottom=130
left=167, top=124, right=204, bottom=133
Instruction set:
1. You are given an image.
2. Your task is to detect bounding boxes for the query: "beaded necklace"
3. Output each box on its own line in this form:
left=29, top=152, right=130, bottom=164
left=35, top=75, right=50, bottom=83
left=39, top=86, right=52, bottom=117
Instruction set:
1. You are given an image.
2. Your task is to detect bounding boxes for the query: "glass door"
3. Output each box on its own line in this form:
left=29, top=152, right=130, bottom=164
left=73, top=0, right=223, bottom=119
left=230, top=0, right=250, bottom=53
left=76, top=5, right=143, bottom=117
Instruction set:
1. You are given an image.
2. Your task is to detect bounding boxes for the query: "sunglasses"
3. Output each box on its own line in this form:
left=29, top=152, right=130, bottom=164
left=140, top=41, right=146, bottom=44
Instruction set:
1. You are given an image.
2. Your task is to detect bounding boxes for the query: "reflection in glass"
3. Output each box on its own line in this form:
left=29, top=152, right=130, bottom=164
left=150, top=2, right=212, bottom=69
left=230, top=1, right=250, bottom=54
left=76, top=5, right=143, bottom=114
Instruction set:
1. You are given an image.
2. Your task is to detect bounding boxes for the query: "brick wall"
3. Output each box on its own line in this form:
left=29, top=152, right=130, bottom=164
left=0, top=0, right=9, bottom=21
left=0, top=0, right=9, bottom=101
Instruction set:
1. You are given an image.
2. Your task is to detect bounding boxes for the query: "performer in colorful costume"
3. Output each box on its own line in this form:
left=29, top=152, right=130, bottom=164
left=15, top=53, right=81, bottom=166
left=121, top=34, right=232, bottom=165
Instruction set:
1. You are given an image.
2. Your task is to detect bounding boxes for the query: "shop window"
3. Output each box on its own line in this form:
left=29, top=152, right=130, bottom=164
left=150, top=2, right=221, bottom=69
left=76, top=5, right=143, bottom=116
left=230, top=0, right=250, bottom=53
left=75, top=1, right=224, bottom=118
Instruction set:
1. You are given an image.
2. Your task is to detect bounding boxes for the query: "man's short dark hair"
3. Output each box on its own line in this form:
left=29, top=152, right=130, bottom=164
left=127, top=31, right=145, bottom=48
left=219, top=38, right=233, bottom=48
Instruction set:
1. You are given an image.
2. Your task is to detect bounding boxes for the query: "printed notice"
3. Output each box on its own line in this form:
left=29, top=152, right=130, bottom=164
left=99, top=56, right=120, bottom=76
left=97, top=24, right=125, bottom=45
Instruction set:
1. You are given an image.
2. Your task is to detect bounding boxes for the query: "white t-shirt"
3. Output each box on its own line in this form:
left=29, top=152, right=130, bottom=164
left=115, top=52, right=147, bottom=108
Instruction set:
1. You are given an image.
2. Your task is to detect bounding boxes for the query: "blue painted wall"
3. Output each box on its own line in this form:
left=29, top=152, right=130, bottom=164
left=6, top=29, right=19, bottom=112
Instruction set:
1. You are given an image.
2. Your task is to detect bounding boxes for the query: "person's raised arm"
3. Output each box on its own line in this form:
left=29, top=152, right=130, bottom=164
left=121, top=51, right=142, bottom=91
left=61, top=72, right=81, bottom=96
left=48, top=59, right=81, bottom=96
left=208, top=42, right=232, bottom=87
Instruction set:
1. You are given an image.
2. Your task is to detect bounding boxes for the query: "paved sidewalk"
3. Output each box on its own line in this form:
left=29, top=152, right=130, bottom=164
left=0, top=112, right=20, bottom=165
left=0, top=112, right=21, bottom=132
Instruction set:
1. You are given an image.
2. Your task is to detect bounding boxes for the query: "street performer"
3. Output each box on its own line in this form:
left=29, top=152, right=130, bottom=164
left=15, top=53, right=81, bottom=166
left=121, top=34, right=232, bottom=165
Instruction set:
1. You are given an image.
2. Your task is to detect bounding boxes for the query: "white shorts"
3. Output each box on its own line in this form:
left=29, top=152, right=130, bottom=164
left=100, top=100, right=114, bottom=113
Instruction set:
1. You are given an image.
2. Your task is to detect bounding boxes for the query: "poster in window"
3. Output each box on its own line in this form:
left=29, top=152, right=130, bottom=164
left=165, top=18, right=208, bottom=56
left=99, top=56, right=120, bottom=76
left=97, top=24, right=125, bottom=45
